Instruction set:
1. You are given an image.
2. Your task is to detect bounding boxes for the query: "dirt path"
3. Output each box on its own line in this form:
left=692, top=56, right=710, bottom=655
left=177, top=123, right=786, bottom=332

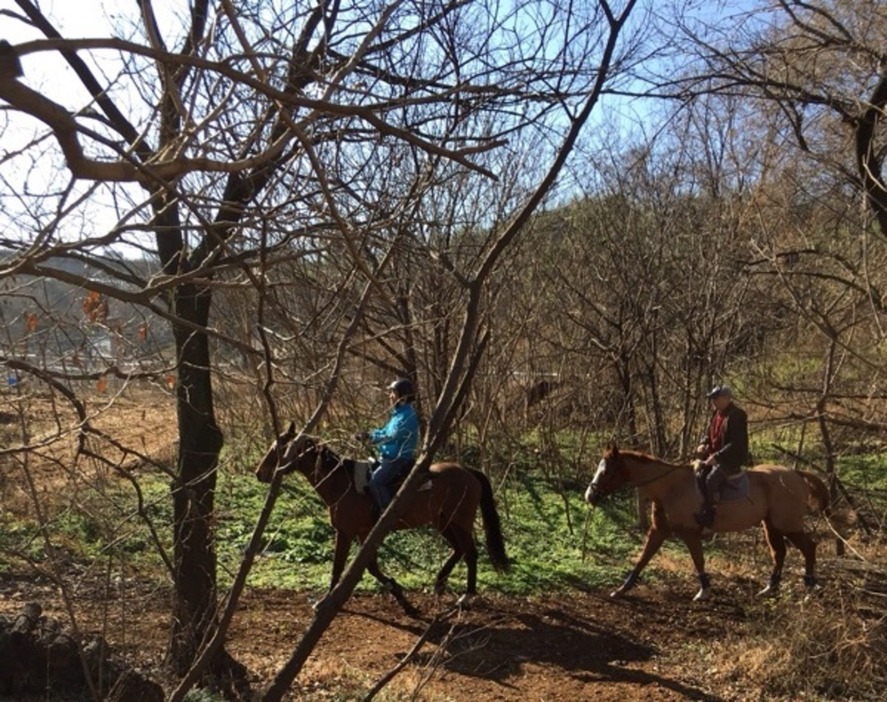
left=1, top=573, right=763, bottom=701
left=237, top=588, right=729, bottom=701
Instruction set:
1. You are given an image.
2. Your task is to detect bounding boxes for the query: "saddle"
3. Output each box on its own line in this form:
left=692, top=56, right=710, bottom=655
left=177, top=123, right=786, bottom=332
left=352, top=460, right=432, bottom=495
left=693, top=463, right=750, bottom=503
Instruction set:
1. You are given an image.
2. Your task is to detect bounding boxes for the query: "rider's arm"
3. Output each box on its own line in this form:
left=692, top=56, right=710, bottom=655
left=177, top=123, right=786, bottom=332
left=696, top=414, right=713, bottom=455
left=369, top=412, right=404, bottom=444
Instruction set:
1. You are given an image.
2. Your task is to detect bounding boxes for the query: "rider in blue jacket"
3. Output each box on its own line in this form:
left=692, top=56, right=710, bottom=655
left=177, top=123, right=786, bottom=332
left=357, top=378, right=420, bottom=517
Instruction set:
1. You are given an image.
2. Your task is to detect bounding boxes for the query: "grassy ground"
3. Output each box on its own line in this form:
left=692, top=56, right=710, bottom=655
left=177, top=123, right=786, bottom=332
left=0, top=449, right=645, bottom=595
left=213, top=463, right=642, bottom=595
left=4, top=438, right=881, bottom=596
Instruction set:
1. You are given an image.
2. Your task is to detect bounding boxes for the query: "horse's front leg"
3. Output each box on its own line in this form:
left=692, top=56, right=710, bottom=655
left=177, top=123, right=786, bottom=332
left=679, top=531, right=710, bottom=601
left=612, top=525, right=669, bottom=598
left=366, top=552, right=419, bottom=617
left=329, top=530, right=352, bottom=591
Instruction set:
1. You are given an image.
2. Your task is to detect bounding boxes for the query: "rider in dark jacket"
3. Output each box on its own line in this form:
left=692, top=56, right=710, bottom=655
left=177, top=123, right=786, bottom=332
left=694, top=385, right=749, bottom=528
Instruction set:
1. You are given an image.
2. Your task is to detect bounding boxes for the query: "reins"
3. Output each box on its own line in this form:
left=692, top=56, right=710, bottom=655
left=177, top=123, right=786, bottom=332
left=625, top=459, right=686, bottom=490
left=311, top=444, right=349, bottom=491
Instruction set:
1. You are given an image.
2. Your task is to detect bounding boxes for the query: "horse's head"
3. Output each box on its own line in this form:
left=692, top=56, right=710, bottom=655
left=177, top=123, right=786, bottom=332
left=584, top=442, right=629, bottom=506
left=254, top=422, right=318, bottom=484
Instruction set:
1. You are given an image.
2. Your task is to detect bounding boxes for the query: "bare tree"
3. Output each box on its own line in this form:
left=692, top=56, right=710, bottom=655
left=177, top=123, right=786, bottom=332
left=662, top=0, right=887, bottom=238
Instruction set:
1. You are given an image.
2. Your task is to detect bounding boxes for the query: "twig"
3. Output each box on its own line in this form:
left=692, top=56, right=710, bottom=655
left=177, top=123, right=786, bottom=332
left=361, top=604, right=460, bottom=702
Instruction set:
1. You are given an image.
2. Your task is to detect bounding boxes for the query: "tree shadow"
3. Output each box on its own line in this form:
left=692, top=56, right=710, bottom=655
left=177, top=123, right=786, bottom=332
left=345, top=594, right=724, bottom=700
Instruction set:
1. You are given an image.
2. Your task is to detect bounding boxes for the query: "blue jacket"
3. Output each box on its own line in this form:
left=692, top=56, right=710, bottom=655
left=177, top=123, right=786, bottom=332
left=370, top=403, right=419, bottom=460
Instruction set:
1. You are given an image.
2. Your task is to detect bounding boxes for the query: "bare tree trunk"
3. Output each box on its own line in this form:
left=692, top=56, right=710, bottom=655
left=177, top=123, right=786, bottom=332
left=816, top=337, right=843, bottom=557
left=167, top=282, right=226, bottom=673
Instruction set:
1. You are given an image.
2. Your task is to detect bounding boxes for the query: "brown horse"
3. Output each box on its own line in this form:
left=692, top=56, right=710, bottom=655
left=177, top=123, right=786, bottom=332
left=254, top=423, right=509, bottom=612
left=584, top=443, right=830, bottom=601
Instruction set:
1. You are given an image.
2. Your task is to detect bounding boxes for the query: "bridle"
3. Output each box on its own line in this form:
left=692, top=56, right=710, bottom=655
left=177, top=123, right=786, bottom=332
left=589, top=456, right=621, bottom=496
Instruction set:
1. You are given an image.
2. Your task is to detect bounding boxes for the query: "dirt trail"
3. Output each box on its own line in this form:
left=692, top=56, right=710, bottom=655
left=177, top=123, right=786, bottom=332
left=1, top=577, right=753, bottom=701
left=246, top=589, right=729, bottom=701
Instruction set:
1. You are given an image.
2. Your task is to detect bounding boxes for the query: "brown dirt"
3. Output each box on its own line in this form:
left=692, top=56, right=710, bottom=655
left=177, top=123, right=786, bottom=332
left=0, top=571, right=762, bottom=701
left=235, top=587, right=733, bottom=701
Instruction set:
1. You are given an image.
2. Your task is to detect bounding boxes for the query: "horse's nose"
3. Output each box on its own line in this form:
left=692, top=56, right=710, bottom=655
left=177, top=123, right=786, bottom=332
left=584, top=484, right=598, bottom=505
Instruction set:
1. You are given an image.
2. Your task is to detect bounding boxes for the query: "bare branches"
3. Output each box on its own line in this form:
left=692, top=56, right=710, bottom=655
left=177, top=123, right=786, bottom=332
left=665, top=1, right=887, bottom=238
left=3, top=34, right=511, bottom=186
left=0, top=73, right=311, bottom=184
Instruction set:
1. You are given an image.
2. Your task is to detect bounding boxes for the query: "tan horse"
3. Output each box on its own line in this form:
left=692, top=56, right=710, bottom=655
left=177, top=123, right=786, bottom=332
left=255, top=424, right=509, bottom=613
left=584, top=443, right=830, bottom=601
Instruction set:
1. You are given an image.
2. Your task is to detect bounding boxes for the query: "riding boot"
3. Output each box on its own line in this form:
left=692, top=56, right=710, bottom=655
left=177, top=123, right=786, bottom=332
left=694, top=504, right=715, bottom=528
left=695, top=485, right=717, bottom=528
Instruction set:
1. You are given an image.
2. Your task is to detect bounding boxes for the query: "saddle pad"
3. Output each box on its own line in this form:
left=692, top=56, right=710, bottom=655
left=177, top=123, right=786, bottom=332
left=353, top=461, right=431, bottom=494
left=718, top=471, right=750, bottom=502
left=353, top=461, right=372, bottom=493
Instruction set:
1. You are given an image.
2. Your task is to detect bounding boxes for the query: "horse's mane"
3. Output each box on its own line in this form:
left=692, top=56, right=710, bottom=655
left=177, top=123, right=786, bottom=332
left=616, top=449, right=692, bottom=470
left=315, top=443, right=352, bottom=472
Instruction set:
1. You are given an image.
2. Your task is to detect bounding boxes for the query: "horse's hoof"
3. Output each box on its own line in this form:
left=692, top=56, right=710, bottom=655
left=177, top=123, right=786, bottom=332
left=609, top=587, right=626, bottom=599
left=456, top=593, right=474, bottom=609
left=757, top=584, right=778, bottom=597
left=803, top=589, right=822, bottom=604
left=803, top=581, right=823, bottom=602
left=692, top=587, right=710, bottom=602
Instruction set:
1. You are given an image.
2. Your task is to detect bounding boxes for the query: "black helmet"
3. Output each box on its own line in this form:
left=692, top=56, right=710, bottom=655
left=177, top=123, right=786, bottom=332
left=706, top=384, right=732, bottom=400
left=387, top=377, right=415, bottom=400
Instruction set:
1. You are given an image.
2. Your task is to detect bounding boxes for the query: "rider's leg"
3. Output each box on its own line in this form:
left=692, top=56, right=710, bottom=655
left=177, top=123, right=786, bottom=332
left=368, top=457, right=410, bottom=517
left=696, top=464, right=726, bottom=527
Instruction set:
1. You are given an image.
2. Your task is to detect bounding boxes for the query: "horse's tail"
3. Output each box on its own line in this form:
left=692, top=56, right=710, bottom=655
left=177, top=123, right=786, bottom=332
left=468, top=468, right=510, bottom=573
left=797, top=469, right=861, bottom=533
left=798, top=470, right=831, bottom=515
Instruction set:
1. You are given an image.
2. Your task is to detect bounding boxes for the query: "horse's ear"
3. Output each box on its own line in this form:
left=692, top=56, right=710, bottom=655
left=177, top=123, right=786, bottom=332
left=605, top=441, right=619, bottom=457
left=286, top=421, right=296, bottom=436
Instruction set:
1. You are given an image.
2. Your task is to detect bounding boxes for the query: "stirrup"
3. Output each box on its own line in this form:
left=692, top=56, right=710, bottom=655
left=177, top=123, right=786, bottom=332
left=694, top=507, right=715, bottom=528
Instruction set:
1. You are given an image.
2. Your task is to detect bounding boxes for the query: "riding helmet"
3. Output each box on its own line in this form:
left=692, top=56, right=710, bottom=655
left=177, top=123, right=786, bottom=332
left=388, top=377, right=415, bottom=400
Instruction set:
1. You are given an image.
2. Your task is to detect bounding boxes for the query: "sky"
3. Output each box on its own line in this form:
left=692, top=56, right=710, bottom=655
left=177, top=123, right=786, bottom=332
left=0, top=1, right=186, bottom=258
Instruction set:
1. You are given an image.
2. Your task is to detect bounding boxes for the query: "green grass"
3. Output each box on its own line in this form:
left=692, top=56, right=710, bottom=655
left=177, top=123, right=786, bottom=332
left=837, top=453, right=887, bottom=493
left=6, top=442, right=883, bottom=599
left=211, top=463, right=642, bottom=595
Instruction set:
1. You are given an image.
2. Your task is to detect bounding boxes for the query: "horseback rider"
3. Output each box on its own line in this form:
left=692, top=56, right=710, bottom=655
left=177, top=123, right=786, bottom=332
left=694, top=385, right=749, bottom=528
left=356, top=378, right=420, bottom=518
